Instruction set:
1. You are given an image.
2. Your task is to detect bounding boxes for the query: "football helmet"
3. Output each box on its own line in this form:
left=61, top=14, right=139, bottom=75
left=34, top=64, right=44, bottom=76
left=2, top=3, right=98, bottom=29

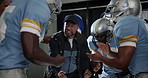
left=90, top=18, right=113, bottom=42
left=105, top=0, right=142, bottom=21
left=45, top=0, right=62, bottom=26
left=46, top=0, right=62, bottom=14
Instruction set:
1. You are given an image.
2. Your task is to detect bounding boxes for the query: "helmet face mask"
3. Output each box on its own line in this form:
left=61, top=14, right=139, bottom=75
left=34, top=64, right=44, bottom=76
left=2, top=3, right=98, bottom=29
left=46, top=0, right=62, bottom=25
left=46, top=0, right=62, bottom=14
left=104, top=0, right=142, bottom=22
left=90, top=18, right=113, bottom=43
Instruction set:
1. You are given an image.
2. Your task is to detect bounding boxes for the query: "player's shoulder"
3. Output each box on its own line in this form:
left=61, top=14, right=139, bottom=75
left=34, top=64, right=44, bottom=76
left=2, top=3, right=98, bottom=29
left=120, top=15, right=139, bottom=22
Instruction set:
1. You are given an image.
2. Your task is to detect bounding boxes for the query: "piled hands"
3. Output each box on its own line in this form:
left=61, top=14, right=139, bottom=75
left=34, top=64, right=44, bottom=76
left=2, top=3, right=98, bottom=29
left=87, top=42, right=110, bottom=62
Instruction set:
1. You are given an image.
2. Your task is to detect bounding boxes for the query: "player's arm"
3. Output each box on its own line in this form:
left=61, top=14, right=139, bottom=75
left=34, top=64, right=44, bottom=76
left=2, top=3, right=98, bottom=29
left=21, top=32, right=64, bottom=67
left=107, top=47, right=119, bottom=58
left=107, top=51, right=118, bottom=58
left=20, top=17, right=64, bottom=66
left=87, top=46, right=135, bottom=70
left=101, top=46, right=135, bottom=70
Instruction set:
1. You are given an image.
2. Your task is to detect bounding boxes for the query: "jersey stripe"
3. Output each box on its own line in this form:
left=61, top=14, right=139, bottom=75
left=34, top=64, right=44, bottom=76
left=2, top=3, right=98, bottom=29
left=21, top=18, right=42, bottom=30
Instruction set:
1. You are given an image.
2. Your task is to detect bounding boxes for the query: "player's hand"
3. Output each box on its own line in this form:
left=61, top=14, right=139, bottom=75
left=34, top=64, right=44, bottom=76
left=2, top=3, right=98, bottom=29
left=42, top=35, right=52, bottom=44
left=86, top=49, right=102, bottom=62
left=84, top=69, right=92, bottom=78
left=93, top=62, right=101, bottom=72
left=96, top=42, right=110, bottom=55
left=53, top=54, right=65, bottom=67
left=58, top=71, right=67, bottom=78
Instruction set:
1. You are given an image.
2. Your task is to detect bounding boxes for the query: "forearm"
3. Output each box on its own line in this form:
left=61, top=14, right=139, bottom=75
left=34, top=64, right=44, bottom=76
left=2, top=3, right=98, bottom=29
left=88, top=46, right=134, bottom=71
left=27, top=47, right=55, bottom=66
left=101, top=46, right=135, bottom=70
left=100, top=56, right=126, bottom=70
left=21, top=32, right=58, bottom=66
left=108, top=51, right=119, bottom=58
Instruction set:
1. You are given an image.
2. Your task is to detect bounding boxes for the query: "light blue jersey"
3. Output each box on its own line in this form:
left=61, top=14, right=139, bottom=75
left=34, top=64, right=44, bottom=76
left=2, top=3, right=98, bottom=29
left=0, top=0, right=51, bottom=69
left=113, top=15, right=148, bottom=75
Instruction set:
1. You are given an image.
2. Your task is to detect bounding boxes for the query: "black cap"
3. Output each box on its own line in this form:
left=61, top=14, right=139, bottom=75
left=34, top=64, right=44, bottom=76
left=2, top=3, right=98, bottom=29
left=64, top=14, right=79, bottom=24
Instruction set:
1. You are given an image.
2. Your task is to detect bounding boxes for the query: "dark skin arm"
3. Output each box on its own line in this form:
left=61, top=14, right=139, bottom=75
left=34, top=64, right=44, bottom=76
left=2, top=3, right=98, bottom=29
left=108, top=51, right=118, bottom=58
left=21, top=32, right=64, bottom=67
left=101, top=46, right=135, bottom=70
left=87, top=43, right=135, bottom=70
left=114, top=68, right=130, bottom=78
left=0, top=0, right=12, bottom=15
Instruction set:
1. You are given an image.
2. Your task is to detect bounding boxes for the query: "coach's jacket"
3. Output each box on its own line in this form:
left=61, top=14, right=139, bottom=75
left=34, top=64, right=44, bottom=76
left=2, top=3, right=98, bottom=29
left=49, top=31, right=90, bottom=78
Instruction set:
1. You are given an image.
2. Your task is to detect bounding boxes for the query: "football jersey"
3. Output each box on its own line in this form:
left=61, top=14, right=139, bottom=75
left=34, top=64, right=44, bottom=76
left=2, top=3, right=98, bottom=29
left=0, top=0, right=51, bottom=69
left=113, top=15, right=148, bottom=75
